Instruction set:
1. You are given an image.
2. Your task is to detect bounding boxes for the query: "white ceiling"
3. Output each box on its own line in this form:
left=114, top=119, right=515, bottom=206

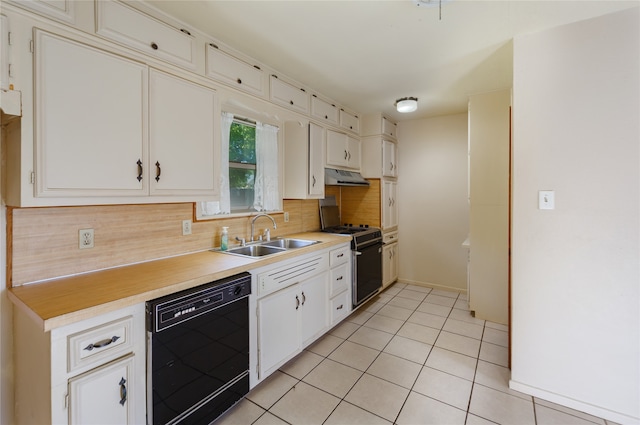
left=148, top=0, right=638, bottom=121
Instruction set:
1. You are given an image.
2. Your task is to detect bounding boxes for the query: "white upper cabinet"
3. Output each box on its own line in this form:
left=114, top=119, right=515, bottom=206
left=270, top=74, right=309, bottom=114
left=206, top=43, right=266, bottom=97
left=148, top=69, right=217, bottom=196
left=33, top=31, right=217, bottom=201
left=310, top=95, right=338, bottom=125
left=284, top=121, right=325, bottom=199
left=7, top=0, right=76, bottom=25
left=34, top=30, right=148, bottom=198
left=339, top=109, right=359, bottom=134
left=326, top=129, right=360, bottom=170
left=361, top=113, right=397, bottom=140
left=361, top=137, right=397, bottom=179
left=382, top=139, right=398, bottom=178
left=96, top=0, right=196, bottom=70
left=382, top=180, right=398, bottom=230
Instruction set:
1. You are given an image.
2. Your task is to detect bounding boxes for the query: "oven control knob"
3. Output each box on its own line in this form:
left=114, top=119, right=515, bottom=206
left=233, top=286, right=243, bottom=296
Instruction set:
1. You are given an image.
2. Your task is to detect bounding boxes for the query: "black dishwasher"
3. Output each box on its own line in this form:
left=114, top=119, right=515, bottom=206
left=146, top=272, right=251, bottom=425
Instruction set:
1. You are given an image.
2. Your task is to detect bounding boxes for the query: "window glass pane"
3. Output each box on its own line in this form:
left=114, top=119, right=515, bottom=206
left=229, top=122, right=256, bottom=164
left=229, top=168, right=255, bottom=210
left=229, top=121, right=256, bottom=212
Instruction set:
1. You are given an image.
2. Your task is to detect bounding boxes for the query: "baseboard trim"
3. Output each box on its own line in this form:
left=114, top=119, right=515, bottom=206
left=396, top=278, right=467, bottom=295
left=509, top=379, right=639, bottom=425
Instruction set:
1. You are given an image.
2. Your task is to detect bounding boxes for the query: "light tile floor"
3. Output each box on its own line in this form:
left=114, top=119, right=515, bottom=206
left=214, top=282, right=618, bottom=425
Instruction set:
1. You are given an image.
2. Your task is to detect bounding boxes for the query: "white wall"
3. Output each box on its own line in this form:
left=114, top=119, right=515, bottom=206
left=397, top=114, right=469, bottom=291
left=510, top=7, right=639, bottom=425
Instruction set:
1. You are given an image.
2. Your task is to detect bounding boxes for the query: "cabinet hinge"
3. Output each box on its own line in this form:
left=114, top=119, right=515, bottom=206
left=8, top=63, right=12, bottom=78
left=29, top=39, right=34, bottom=53
left=7, top=32, right=12, bottom=46
left=30, top=172, right=35, bottom=184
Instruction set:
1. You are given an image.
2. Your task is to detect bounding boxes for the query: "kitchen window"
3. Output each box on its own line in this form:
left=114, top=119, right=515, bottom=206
left=229, top=119, right=257, bottom=212
left=197, top=112, right=281, bottom=218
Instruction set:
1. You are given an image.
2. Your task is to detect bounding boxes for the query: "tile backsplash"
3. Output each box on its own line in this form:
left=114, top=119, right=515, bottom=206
left=9, top=199, right=322, bottom=286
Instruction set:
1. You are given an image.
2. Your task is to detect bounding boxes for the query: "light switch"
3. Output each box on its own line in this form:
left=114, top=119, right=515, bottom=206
left=539, top=190, right=555, bottom=210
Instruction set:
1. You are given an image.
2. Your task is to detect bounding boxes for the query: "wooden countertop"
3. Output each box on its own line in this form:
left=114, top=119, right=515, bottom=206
left=8, top=232, right=351, bottom=332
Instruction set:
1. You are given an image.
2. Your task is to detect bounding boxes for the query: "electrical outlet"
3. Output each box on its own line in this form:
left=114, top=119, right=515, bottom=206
left=182, top=220, right=192, bottom=235
left=284, top=212, right=289, bottom=222
left=79, top=228, right=94, bottom=249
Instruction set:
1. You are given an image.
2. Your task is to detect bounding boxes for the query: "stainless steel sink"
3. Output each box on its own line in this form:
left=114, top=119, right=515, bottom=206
left=225, top=245, right=286, bottom=257
left=220, top=238, right=320, bottom=258
left=261, top=238, right=320, bottom=249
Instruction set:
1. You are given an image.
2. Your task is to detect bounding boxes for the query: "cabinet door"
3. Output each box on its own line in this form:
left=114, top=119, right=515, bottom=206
left=258, top=285, right=300, bottom=377
left=270, top=75, right=309, bottom=114
left=382, top=180, right=398, bottom=230
left=96, top=0, right=196, bottom=69
left=149, top=70, right=216, bottom=196
left=311, top=95, right=338, bottom=125
left=382, top=117, right=396, bottom=139
left=326, top=129, right=348, bottom=167
left=300, top=272, right=329, bottom=346
left=68, top=354, right=135, bottom=425
left=382, top=139, right=397, bottom=177
left=339, top=109, right=359, bottom=134
left=347, top=136, right=361, bottom=170
left=383, top=242, right=398, bottom=288
left=34, top=30, right=147, bottom=197
left=206, top=44, right=265, bottom=97
left=308, top=123, right=325, bottom=197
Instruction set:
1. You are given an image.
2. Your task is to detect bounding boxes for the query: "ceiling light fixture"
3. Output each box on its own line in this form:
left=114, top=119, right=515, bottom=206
left=395, top=97, right=418, bottom=113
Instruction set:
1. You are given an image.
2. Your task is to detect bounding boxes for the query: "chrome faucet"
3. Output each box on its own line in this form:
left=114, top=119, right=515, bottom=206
left=251, top=213, right=277, bottom=242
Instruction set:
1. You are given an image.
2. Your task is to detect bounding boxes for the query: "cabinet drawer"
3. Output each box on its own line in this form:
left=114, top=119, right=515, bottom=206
left=330, top=291, right=350, bottom=326
left=330, top=246, right=350, bottom=267
left=330, top=263, right=349, bottom=297
left=96, top=0, right=196, bottom=69
left=311, top=95, right=338, bottom=125
left=258, top=254, right=329, bottom=297
left=383, top=231, right=398, bottom=245
left=270, top=75, right=309, bottom=114
left=206, top=44, right=266, bottom=97
left=68, top=316, right=134, bottom=373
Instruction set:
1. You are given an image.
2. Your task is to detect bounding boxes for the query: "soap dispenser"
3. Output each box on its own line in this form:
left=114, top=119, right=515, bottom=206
left=221, top=227, right=229, bottom=251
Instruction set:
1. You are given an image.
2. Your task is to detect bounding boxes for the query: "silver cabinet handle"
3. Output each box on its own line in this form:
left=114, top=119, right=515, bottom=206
left=119, top=377, right=127, bottom=406
left=84, top=335, right=120, bottom=351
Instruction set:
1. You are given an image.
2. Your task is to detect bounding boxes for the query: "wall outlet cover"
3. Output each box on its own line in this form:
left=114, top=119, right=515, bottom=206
left=79, top=228, right=94, bottom=249
left=539, top=190, right=555, bottom=210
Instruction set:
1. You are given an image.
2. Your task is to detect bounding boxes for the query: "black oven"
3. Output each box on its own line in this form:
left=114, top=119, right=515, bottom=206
left=146, top=272, right=251, bottom=425
left=351, top=229, right=383, bottom=307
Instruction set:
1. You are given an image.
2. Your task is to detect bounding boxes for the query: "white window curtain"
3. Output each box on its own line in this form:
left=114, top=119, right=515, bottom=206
left=200, top=111, right=233, bottom=216
left=253, top=122, right=280, bottom=211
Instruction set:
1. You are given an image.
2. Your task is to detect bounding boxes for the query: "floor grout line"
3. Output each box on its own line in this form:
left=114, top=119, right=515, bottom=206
left=224, top=282, right=609, bottom=425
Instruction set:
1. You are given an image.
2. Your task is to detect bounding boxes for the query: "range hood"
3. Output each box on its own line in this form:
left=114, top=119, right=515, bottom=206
left=324, top=168, right=370, bottom=187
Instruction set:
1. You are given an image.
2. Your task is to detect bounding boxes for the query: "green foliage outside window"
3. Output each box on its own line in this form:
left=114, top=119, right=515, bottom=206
left=229, top=121, right=256, bottom=210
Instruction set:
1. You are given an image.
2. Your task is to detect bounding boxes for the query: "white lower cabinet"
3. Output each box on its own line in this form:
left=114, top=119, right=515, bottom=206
left=13, top=304, right=146, bottom=425
left=257, top=271, right=328, bottom=379
left=328, top=245, right=352, bottom=325
left=68, top=354, right=136, bottom=424
left=382, top=231, right=399, bottom=289
left=254, top=244, right=353, bottom=382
